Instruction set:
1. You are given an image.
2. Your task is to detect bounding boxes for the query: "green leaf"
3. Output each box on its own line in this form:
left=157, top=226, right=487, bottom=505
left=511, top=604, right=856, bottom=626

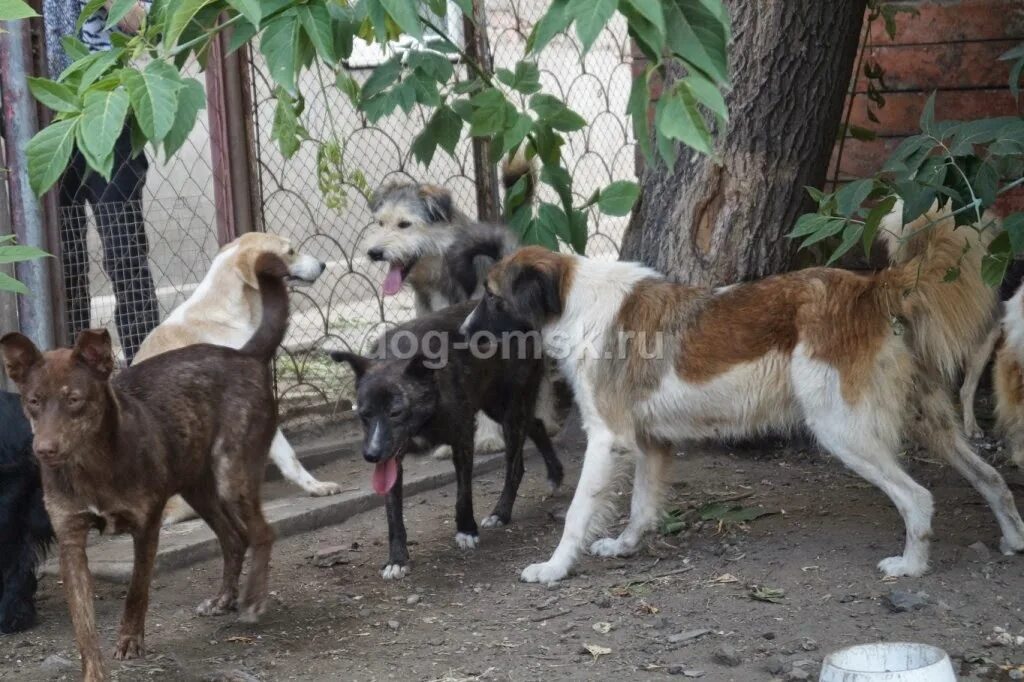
left=298, top=4, right=337, bottom=62
left=27, top=118, right=78, bottom=196
left=165, top=0, right=216, bottom=49
left=618, top=1, right=661, bottom=61
left=224, top=0, right=261, bottom=27
left=260, top=10, right=302, bottom=95
left=863, top=196, right=897, bottom=254
left=501, top=61, right=541, bottom=95
left=408, top=72, right=441, bottom=107
left=597, top=180, right=640, bottom=216
left=272, top=88, right=303, bottom=158
left=80, top=87, right=129, bottom=163
left=896, top=182, right=936, bottom=224
left=336, top=72, right=361, bottom=105
left=470, top=89, right=513, bottom=136
left=627, top=68, right=653, bottom=162
left=569, top=208, right=588, bottom=253
left=622, top=0, right=665, bottom=38
left=104, top=0, right=137, bottom=29
left=1005, top=214, right=1024, bottom=255
left=123, top=60, right=183, bottom=142
left=788, top=213, right=832, bottom=239
left=982, top=232, right=1011, bottom=287
left=682, top=73, right=727, bottom=124
left=972, top=161, right=999, bottom=210
left=540, top=163, right=573, bottom=214
left=526, top=0, right=570, bottom=53
left=529, top=93, right=586, bottom=132
left=919, top=92, right=936, bottom=136
left=61, top=36, right=90, bottom=62
left=656, top=84, right=712, bottom=156
left=531, top=123, right=564, bottom=166
left=163, top=78, right=205, bottom=160
left=505, top=174, right=531, bottom=214
left=0, top=0, right=37, bottom=19
left=664, top=0, right=729, bottom=85
left=0, top=244, right=51, bottom=264
left=406, top=50, right=454, bottom=83
left=226, top=18, right=259, bottom=55
left=826, top=222, right=863, bottom=265
left=449, top=0, right=472, bottom=17
left=501, top=112, right=533, bottom=156
left=77, top=48, right=123, bottom=93
left=76, top=0, right=106, bottom=31
left=948, top=117, right=1018, bottom=155
left=0, top=272, right=29, bottom=296
left=523, top=214, right=560, bottom=251
left=27, top=78, right=81, bottom=113
left=566, top=0, right=616, bottom=53
left=75, top=124, right=114, bottom=180
left=381, top=0, right=423, bottom=40
left=361, top=55, right=403, bottom=99
left=538, top=202, right=572, bottom=244
left=799, top=217, right=846, bottom=248
left=835, top=179, right=873, bottom=218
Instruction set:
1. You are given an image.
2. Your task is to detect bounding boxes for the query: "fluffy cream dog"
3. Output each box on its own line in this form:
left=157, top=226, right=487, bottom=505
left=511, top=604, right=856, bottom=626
left=135, top=232, right=342, bottom=523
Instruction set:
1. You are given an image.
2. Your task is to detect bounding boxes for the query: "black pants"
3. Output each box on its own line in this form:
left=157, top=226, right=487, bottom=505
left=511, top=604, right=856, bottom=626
left=59, top=125, right=159, bottom=365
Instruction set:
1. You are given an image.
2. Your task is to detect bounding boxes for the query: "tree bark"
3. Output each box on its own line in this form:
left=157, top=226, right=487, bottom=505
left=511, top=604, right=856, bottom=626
left=620, top=0, right=867, bottom=285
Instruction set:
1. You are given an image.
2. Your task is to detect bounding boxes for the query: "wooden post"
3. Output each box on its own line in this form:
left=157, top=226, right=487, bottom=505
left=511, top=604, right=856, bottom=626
left=462, top=0, right=500, bottom=222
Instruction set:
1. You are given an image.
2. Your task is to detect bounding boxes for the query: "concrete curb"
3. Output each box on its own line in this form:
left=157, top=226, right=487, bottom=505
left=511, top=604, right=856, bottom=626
left=44, top=451, right=506, bottom=583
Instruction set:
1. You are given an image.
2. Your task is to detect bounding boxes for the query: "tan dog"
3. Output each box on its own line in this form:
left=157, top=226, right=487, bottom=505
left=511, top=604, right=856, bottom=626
left=135, top=232, right=342, bottom=524
left=462, top=202, right=1023, bottom=584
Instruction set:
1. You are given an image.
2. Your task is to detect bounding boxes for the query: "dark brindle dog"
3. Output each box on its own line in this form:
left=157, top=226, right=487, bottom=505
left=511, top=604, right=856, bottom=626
left=0, top=391, right=53, bottom=634
left=331, top=301, right=563, bottom=580
left=0, top=254, right=289, bottom=682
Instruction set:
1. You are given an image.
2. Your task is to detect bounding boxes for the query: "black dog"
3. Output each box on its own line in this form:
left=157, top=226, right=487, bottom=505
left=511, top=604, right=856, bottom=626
left=0, top=391, right=53, bottom=633
left=332, top=301, right=563, bottom=580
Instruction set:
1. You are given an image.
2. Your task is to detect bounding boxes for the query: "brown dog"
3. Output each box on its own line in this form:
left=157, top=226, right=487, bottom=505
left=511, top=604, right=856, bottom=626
left=0, top=254, right=290, bottom=682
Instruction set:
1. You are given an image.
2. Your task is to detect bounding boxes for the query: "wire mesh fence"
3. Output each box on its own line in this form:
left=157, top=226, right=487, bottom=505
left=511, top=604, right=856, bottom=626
left=248, top=0, right=637, bottom=433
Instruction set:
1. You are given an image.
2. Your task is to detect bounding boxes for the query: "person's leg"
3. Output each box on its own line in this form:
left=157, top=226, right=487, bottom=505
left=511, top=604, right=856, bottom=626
left=90, top=126, right=159, bottom=365
left=58, top=152, right=92, bottom=344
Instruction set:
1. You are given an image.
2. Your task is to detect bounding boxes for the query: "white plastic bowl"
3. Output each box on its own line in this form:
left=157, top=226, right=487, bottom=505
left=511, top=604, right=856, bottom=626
left=819, top=642, right=956, bottom=681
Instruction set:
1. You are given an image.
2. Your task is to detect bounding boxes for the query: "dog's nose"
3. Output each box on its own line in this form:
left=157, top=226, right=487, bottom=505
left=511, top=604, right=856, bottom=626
left=318, top=261, right=327, bottom=273
left=363, top=446, right=382, bottom=463
left=34, top=441, right=58, bottom=462
left=367, top=248, right=384, bottom=262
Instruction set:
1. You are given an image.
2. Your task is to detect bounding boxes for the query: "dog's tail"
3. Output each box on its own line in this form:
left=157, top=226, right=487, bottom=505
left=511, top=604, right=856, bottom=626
left=878, top=200, right=999, bottom=381
left=449, top=224, right=518, bottom=298
left=240, top=253, right=291, bottom=362
left=502, top=148, right=536, bottom=206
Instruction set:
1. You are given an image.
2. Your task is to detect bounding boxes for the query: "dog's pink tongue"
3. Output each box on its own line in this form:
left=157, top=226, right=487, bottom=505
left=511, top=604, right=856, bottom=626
left=382, top=264, right=404, bottom=296
left=372, top=458, right=398, bottom=495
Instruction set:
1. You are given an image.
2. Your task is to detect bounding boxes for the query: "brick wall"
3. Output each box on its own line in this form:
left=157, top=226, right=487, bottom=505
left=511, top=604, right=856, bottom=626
left=831, top=0, right=1024, bottom=214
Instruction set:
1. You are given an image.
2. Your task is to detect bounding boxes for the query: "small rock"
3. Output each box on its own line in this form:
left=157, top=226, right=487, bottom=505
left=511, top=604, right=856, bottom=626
left=713, top=644, right=742, bottom=667
left=311, top=545, right=351, bottom=568
left=406, top=594, right=420, bottom=605
left=766, top=657, right=786, bottom=675
left=668, top=628, right=711, bottom=644
left=800, top=638, right=818, bottom=652
left=762, top=631, right=776, bottom=640
left=785, top=669, right=811, bottom=681
left=593, top=596, right=612, bottom=608
left=1008, top=670, right=1023, bottom=680
left=40, top=655, right=74, bottom=673
left=838, top=594, right=857, bottom=604
left=387, top=620, right=400, bottom=631
left=886, top=589, right=930, bottom=613
left=969, top=541, right=992, bottom=560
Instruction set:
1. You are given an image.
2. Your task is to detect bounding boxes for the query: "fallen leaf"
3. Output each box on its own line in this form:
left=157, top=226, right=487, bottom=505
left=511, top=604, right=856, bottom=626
left=636, top=600, right=659, bottom=615
left=711, top=573, right=739, bottom=584
left=592, top=622, right=612, bottom=634
left=750, top=586, right=786, bottom=604
left=583, top=643, right=612, bottom=660
left=225, top=636, right=254, bottom=644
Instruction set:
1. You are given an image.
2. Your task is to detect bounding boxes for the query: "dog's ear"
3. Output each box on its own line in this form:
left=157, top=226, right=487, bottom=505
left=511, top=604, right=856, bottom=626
left=330, top=351, right=371, bottom=381
left=513, top=265, right=562, bottom=323
left=72, top=329, right=114, bottom=378
left=235, top=247, right=261, bottom=288
left=403, top=353, right=435, bottom=380
left=0, top=333, right=43, bottom=385
left=418, top=185, right=454, bottom=224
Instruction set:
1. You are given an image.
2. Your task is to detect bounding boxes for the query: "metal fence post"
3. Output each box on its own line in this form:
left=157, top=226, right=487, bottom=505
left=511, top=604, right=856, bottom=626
left=206, top=26, right=261, bottom=245
left=0, top=15, right=56, bottom=350
left=463, top=0, right=500, bottom=222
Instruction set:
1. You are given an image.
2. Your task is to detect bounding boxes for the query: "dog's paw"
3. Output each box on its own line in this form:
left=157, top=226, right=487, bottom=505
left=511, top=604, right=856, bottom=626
left=474, top=433, right=505, bottom=454
left=430, top=445, right=453, bottom=460
left=547, top=478, right=561, bottom=496
left=306, top=480, right=343, bottom=497
left=113, top=634, right=144, bottom=660
left=196, top=594, right=237, bottom=617
left=480, top=515, right=506, bottom=529
left=455, top=532, right=479, bottom=549
left=237, top=600, right=267, bottom=624
left=589, top=536, right=637, bottom=558
left=381, top=563, right=409, bottom=580
left=520, top=561, right=568, bottom=585
left=877, top=555, right=927, bottom=578
left=1000, top=533, right=1024, bottom=555
left=0, top=603, right=36, bottom=634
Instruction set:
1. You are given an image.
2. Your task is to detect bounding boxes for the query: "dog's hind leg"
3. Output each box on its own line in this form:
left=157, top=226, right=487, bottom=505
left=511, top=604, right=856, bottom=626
left=237, top=495, right=275, bottom=623
left=161, top=495, right=199, bottom=526
left=590, top=442, right=672, bottom=559
left=186, top=489, right=246, bottom=616
left=113, top=518, right=161, bottom=660
left=915, top=374, right=1024, bottom=554
left=961, top=325, right=999, bottom=438
left=528, top=417, right=564, bottom=493
left=482, top=414, right=528, bottom=529
left=474, top=412, right=505, bottom=454
left=269, top=430, right=342, bottom=497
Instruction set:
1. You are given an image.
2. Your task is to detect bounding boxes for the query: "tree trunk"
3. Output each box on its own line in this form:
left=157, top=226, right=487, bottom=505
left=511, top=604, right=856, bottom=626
left=619, top=0, right=867, bottom=285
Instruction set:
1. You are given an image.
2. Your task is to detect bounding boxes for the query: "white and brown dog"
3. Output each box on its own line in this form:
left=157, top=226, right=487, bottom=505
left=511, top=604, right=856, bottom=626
left=135, top=232, right=343, bottom=523
left=462, top=202, right=1024, bottom=584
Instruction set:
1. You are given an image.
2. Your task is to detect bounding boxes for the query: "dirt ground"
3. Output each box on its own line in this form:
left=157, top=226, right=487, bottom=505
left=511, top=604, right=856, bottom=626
left=6, top=415, right=1024, bottom=682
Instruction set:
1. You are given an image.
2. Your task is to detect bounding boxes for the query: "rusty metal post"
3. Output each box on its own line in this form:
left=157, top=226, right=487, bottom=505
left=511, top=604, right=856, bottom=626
left=0, top=15, right=55, bottom=350
left=0, top=139, right=15, bottom=390
left=206, top=24, right=261, bottom=246
left=463, top=0, right=500, bottom=222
